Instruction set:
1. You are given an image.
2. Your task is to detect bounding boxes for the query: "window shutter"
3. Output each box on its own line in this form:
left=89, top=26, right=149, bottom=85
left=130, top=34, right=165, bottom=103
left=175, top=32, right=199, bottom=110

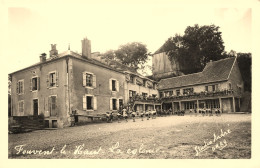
left=116, top=99, right=119, bottom=110
left=30, top=78, right=32, bottom=91
left=93, top=96, right=97, bottom=110
left=16, top=82, right=19, bottom=94
left=22, top=81, right=24, bottom=94
left=109, top=79, right=112, bottom=91
left=116, top=80, right=119, bottom=92
left=48, top=97, right=51, bottom=114
left=56, top=71, right=59, bottom=87
left=110, top=98, right=112, bottom=110
left=93, top=75, right=96, bottom=88
left=37, top=77, right=40, bottom=90
left=46, top=74, right=49, bottom=88
left=83, top=72, right=86, bottom=87
left=82, top=96, right=86, bottom=110
left=22, top=101, right=24, bottom=113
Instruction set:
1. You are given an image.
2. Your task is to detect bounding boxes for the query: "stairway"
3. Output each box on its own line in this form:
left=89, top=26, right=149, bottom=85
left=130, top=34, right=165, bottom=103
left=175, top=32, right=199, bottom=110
left=10, top=116, right=45, bottom=133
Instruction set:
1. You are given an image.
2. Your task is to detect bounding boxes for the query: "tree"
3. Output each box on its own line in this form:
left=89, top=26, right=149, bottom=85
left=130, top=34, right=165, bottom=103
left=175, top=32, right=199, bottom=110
left=236, top=53, right=251, bottom=92
left=114, top=42, right=150, bottom=68
left=102, top=50, right=116, bottom=60
left=164, top=24, right=225, bottom=74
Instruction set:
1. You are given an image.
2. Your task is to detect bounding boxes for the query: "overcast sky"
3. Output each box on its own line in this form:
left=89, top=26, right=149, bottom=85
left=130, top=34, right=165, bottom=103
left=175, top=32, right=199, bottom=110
left=3, top=1, right=254, bottom=73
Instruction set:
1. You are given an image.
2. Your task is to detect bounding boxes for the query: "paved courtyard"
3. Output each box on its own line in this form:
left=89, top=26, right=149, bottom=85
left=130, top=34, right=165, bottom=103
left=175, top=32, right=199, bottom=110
left=8, top=114, right=251, bottom=159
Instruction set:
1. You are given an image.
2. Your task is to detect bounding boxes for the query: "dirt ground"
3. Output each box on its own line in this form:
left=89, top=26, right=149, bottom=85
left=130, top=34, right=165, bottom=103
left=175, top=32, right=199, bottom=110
left=8, top=114, right=251, bottom=159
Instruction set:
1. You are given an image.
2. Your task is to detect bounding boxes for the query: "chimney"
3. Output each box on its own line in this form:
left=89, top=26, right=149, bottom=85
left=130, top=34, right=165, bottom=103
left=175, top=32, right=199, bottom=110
left=82, top=37, right=91, bottom=58
left=49, top=44, right=58, bottom=58
left=40, top=53, right=47, bottom=62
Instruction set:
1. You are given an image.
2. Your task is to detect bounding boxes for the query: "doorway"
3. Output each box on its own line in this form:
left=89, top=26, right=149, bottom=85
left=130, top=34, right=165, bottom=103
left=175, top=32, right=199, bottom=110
left=33, top=99, right=38, bottom=116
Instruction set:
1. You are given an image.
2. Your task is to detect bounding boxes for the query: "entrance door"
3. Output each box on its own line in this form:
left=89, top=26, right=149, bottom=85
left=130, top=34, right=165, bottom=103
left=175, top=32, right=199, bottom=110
left=33, top=99, right=38, bottom=116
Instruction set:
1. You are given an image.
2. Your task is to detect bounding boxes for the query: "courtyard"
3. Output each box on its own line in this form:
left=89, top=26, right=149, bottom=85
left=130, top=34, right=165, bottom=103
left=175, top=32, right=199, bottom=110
left=8, top=114, right=251, bottom=159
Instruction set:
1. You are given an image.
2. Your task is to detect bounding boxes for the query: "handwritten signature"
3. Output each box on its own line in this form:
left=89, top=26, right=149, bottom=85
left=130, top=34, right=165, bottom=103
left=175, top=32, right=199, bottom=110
left=194, top=128, right=231, bottom=156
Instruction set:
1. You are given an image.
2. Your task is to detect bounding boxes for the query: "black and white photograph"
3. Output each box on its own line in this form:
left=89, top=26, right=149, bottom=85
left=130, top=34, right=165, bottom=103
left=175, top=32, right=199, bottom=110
left=1, top=0, right=260, bottom=167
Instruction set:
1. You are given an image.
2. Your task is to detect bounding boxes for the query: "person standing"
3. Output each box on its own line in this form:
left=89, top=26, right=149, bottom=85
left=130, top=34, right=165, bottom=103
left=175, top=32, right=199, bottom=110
left=122, top=107, right=128, bottom=122
left=131, top=110, right=137, bottom=122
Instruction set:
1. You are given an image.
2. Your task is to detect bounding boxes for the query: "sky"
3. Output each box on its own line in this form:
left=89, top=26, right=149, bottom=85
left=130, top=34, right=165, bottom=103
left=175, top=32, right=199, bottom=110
left=2, top=1, right=254, bottom=74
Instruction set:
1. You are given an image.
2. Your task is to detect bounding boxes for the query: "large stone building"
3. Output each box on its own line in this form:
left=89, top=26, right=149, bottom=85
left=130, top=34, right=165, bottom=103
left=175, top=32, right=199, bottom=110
left=9, top=38, right=159, bottom=128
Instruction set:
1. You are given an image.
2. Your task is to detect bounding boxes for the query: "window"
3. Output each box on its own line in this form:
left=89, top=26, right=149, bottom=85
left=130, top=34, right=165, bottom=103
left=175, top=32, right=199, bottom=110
left=152, top=94, right=157, bottom=98
left=83, top=72, right=96, bottom=88
left=212, top=85, right=216, bottom=92
left=87, top=96, right=93, bottom=110
left=129, top=90, right=136, bottom=98
left=228, top=83, right=232, bottom=90
left=17, top=80, right=24, bottom=94
left=110, top=78, right=119, bottom=92
left=31, top=77, right=40, bottom=91
left=184, top=102, right=195, bottom=110
left=83, top=95, right=97, bottom=110
left=142, top=92, right=148, bottom=97
left=110, top=98, right=119, bottom=110
left=143, top=80, right=146, bottom=87
left=153, top=83, right=156, bottom=90
left=49, top=96, right=57, bottom=116
left=18, top=100, right=24, bottom=113
left=112, top=80, right=116, bottom=91
left=47, top=71, right=59, bottom=88
left=183, top=88, right=193, bottom=95
left=159, top=92, right=164, bottom=98
left=205, top=86, right=208, bottom=92
left=50, top=72, right=56, bottom=87
left=130, top=76, right=134, bottom=83
left=165, top=91, right=173, bottom=97
left=112, top=99, right=117, bottom=110
left=86, top=74, right=93, bottom=87
left=176, top=89, right=180, bottom=96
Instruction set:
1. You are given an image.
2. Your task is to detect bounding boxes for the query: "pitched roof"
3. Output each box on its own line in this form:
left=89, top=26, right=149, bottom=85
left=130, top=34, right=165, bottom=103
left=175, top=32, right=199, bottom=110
left=158, top=57, right=236, bottom=90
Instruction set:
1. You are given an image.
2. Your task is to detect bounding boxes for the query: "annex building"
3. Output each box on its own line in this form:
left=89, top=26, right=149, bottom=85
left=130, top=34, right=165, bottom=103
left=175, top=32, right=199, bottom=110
left=9, top=37, right=244, bottom=128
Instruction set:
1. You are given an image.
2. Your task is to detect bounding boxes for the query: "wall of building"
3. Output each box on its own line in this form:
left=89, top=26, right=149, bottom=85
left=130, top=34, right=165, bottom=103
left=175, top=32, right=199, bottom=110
left=11, top=58, right=69, bottom=128
left=152, top=52, right=173, bottom=75
left=125, top=82, right=158, bottom=102
left=228, top=60, right=244, bottom=97
left=222, top=98, right=233, bottom=113
left=70, top=58, right=125, bottom=115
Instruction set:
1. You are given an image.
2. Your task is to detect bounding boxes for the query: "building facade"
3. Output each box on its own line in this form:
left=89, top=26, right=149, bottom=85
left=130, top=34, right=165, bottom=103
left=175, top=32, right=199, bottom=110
left=158, top=57, right=244, bottom=113
left=9, top=38, right=159, bottom=128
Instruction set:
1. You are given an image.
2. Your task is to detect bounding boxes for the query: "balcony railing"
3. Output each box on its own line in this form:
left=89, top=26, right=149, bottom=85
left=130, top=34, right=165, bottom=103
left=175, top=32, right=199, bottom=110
left=129, top=95, right=161, bottom=103
left=161, top=89, right=234, bottom=101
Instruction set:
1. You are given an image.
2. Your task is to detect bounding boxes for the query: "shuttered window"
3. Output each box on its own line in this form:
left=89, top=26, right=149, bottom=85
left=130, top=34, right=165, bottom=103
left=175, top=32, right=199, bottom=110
left=17, top=80, right=24, bottom=94
left=31, top=77, right=40, bottom=91
left=47, top=71, right=59, bottom=88
left=49, top=96, right=57, bottom=116
left=82, top=72, right=96, bottom=88
left=83, top=95, right=97, bottom=111
left=110, top=78, right=119, bottom=92
left=18, top=100, right=24, bottom=113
